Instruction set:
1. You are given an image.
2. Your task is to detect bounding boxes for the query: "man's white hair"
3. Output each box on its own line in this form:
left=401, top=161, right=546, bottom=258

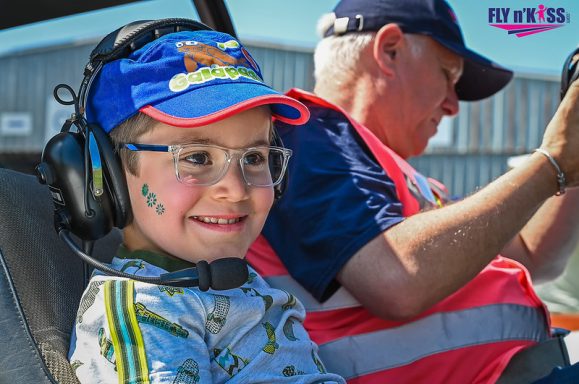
left=314, top=13, right=375, bottom=88
left=314, top=13, right=427, bottom=90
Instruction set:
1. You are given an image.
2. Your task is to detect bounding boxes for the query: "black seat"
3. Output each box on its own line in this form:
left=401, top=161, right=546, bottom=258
left=0, top=167, right=121, bottom=383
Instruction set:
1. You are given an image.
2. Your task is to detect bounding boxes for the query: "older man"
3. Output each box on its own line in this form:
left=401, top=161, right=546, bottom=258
left=248, top=0, right=579, bottom=382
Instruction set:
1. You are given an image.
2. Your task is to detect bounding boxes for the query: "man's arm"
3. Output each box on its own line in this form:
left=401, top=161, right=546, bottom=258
left=337, top=81, right=579, bottom=321
left=501, top=189, right=579, bottom=283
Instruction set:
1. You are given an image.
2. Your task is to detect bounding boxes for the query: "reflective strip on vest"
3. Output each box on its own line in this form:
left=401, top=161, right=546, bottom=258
left=316, top=304, right=547, bottom=379
left=265, top=275, right=548, bottom=380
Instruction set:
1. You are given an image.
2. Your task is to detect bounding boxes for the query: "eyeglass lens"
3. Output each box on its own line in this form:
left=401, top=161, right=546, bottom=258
left=176, top=145, right=286, bottom=186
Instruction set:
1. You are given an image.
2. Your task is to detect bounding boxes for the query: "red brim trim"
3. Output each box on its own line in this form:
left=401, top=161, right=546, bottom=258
left=140, top=94, right=310, bottom=128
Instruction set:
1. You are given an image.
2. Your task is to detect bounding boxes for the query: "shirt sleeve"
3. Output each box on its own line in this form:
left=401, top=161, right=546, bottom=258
left=263, top=106, right=404, bottom=302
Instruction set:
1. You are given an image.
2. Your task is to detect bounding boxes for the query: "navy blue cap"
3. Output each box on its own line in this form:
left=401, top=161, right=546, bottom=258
left=324, top=0, right=513, bottom=101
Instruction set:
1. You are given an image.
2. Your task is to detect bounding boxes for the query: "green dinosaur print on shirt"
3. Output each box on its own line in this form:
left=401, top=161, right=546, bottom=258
left=262, top=322, right=279, bottom=354
left=134, top=302, right=189, bottom=338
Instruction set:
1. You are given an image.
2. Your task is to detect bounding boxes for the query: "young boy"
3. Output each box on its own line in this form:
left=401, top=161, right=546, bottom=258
left=68, top=26, right=345, bottom=384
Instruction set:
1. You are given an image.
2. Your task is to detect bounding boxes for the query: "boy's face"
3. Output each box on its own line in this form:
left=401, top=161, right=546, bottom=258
left=122, top=107, right=274, bottom=264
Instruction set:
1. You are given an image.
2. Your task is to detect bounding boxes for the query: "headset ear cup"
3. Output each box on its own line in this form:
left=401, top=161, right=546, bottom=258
left=271, top=128, right=288, bottom=201
left=37, top=128, right=114, bottom=240
left=88, top=123, right=132, bottom=228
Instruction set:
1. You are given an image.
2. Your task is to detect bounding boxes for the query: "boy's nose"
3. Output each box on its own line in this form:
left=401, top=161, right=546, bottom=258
left=212, top=161, right=250, bottom=202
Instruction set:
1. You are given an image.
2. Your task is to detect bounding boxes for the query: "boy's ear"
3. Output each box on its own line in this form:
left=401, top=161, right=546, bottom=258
left=372, top=23, right=404, bottom=78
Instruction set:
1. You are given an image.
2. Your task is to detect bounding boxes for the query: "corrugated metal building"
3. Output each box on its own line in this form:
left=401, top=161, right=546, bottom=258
left=0, top=39, right=560, bottom=196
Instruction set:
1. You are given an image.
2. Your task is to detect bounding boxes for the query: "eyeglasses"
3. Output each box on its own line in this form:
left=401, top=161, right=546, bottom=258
left=123, top=143, right=292, bottom=187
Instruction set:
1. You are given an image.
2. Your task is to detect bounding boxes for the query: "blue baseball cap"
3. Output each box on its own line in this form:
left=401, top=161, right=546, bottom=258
left=86, top=30, right=310, bottom=133
left=324, top=0, right=513, bottom=101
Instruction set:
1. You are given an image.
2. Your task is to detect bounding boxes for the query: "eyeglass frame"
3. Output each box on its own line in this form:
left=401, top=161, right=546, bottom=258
left=121, top=142, right=292, bottom=187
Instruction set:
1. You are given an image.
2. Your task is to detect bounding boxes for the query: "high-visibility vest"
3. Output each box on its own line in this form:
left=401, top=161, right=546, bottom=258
left=247, top=89, right=550, bottom=384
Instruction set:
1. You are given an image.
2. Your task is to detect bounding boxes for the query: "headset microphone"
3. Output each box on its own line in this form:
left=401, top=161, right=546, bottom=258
left=59, top=229, right=249, bottom=290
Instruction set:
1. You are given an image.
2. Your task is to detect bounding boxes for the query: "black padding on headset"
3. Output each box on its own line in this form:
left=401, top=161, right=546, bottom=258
left=561, top=46, right=579, bottom=101
left=87, top=123, right=131, bottom=228
left=90, top=18, right=211, bottom=65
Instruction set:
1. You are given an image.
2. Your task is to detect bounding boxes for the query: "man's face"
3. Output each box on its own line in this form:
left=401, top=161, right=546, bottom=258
left=382, top=36, right=463, bottom=158
left=123, top=107, right=274, bottom=264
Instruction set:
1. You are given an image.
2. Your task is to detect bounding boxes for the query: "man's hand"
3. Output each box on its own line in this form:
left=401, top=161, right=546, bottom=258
left=541, top=79, right=579, bottom=189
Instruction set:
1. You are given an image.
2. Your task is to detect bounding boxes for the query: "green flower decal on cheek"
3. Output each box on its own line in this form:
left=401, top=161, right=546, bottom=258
left=141, top=184, right=165, bottom=215
left=146, top=193, right=157, bottom=207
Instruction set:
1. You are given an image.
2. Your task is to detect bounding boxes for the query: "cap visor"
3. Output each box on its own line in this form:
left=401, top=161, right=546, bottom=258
left=140, top=82, right=310, bottom=127
left=433, top=37, right=513, bottom=101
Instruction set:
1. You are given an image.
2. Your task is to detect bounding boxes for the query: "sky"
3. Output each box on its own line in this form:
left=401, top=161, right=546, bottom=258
left=0, top=0, right=577, bottom=76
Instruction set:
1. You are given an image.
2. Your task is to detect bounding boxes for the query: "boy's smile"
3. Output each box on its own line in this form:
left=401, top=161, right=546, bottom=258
left=122, top=106, right=274, bottom=264
left=190, top=214, right=246, bottom=231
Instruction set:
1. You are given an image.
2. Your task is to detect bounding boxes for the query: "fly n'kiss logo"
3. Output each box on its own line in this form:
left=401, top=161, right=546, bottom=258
left=489, top=5, right=570, bottom=37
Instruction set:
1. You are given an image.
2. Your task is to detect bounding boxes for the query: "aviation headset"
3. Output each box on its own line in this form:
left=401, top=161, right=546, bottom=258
left=561, top=46, right=579, bottom=100
left=36, top=18, right=289, bottom=289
